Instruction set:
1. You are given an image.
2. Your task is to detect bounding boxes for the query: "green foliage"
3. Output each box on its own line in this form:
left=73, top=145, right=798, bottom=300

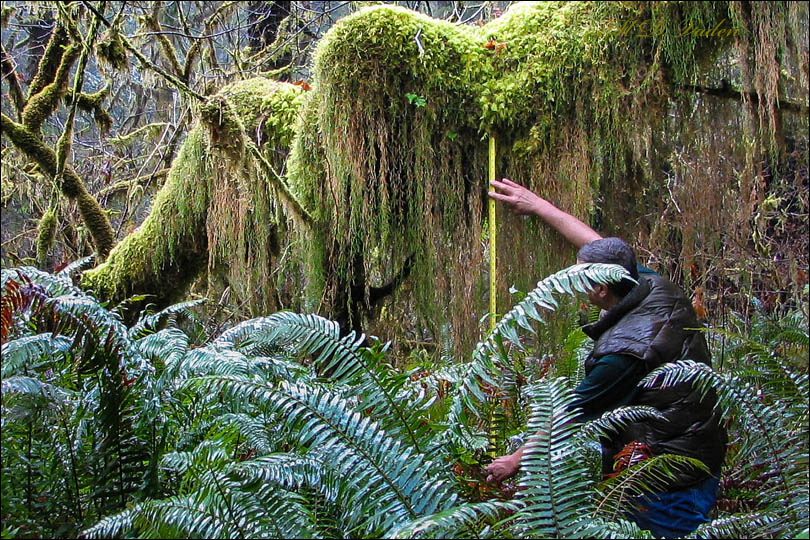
left=405, top=93, right=426, bottom=107
left=3, top=262, right=808, bottom=538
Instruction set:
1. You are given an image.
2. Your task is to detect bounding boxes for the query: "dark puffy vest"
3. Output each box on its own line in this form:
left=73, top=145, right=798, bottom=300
left=583, top=273, right=727, bottom=490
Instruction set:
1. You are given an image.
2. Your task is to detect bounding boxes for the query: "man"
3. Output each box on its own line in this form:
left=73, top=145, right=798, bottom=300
left=484, top=178, right=727, bottom=538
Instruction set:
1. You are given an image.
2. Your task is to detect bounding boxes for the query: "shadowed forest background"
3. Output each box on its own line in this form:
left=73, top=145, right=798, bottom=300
left=1, top=1, right=808, bottom=538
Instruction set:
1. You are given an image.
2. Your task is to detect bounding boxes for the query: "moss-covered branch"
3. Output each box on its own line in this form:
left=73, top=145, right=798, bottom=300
left=25, top=24, right=70, bottom=100
left=82, top=79, right=307, bottom=313
left=142, top=4, right=185, bottom=79
left=96, top=169, right=169, bottom=198
left=65, top=88, right=113, bottom=133
left=81, top=129, right=211, bottom=308
left=1, top=44, right=25, bottom=117
left=21, top=44, right=80, bottom=133
left=1, top=113, right=115, bottom=258
left=56, top=2, right=105, bottom=180
left=72, top=2, right=806, bottom=350
left=681, top=83, right=809, bottom=115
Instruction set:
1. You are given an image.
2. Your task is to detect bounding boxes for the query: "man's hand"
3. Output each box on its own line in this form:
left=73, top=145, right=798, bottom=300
left=488, top=178, right=548, bottom=216
left=484, top=450, right=522, bottom=483
left=489, top=177, right=602, bottom=249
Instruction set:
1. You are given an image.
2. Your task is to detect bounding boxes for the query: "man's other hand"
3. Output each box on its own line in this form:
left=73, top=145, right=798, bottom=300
left=484, top=451, right=521, bottom=483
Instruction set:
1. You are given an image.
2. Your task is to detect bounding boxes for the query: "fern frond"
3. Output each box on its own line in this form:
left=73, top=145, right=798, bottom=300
left=129, top=298, right=206, bottom=339
left=514, top=377, right=593, bottom=539
left=137, top=328, right=189, bottom=372
left=56, top=255, right=95, bottom=279
left=580, top=517, right=656, bottom=539
left=578, top=406, right=666, bottom=443
left=162, top=439, right=231, bottom=476
left=640, top=360, right=808, bottom=526
left=450, top=263, right=633, bottom=425
left=213, top=412, right=277, bottom=455
left=594, top=454, right=710, bottom=522
left=188, top=376, right=458, bottom=536
left=82, top=503, right=142, bottom=538
left=84, top=472, right=289, bottom=539
left=214, top=312, right=428, bottom=450
left=43, top=294, right=142, bottom=376
left=388, top=500, right=522, bottom=539
left=2, top=266, right=85, bottom=297
left=1, top=333, right=72, bottom=376
left=1, top=375, right=72, bottom=404
left=688, top=513, right=778, bottom=538
left=230, top=453, right=340, bottom=502
left=214, top=312, right=363, bottom=379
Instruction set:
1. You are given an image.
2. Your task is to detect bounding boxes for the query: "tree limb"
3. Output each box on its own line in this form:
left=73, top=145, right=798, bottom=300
left=682, top=82, right=808, bottom=115
left=1, top=43, right=25, bottom=117
left=79, top=0, right=206, bottom=102
left=1, top=113, right=115, bottom=259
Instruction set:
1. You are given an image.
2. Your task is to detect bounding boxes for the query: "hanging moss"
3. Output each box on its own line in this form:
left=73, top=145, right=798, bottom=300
left=96, top=27, right=128, bottom=71
left=82, top=125, right=211, bottom=304
left=36, top=208, right=57, bottom=268
left=286, top=5, right=495, bottom=343
left=286, top=1, right=806, bottom=352
left=80, top=1, right=807, bottom=352
left=82, top=79, right=307, bottom=315
left=70, top=88, right=113, bottom=134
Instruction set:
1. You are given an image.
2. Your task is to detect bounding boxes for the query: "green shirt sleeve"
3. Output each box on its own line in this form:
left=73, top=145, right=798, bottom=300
left=568, top=353, right=648, bottom=423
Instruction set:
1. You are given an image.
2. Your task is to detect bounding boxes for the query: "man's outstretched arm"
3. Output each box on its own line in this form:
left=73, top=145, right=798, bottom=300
left=489, top=178, right=602, bottom=249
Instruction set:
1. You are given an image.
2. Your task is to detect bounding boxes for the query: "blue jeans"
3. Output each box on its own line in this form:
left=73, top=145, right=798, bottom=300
left=627, top=475, right=719, bottom=538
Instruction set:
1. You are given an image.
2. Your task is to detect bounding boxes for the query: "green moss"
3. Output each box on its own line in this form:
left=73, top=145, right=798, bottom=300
left=1, top=113, right=115, bottom=258
left=26, top=26, right=69, bottom=99
left=83, top=1, right=807, bottom=351
left=96, top=27, right=128, bottom=71
left=109, top=122, right=169, bottom=147
left=284, top=0, right=801, bottom=353
left=1, top=6, right=15, bottom=28
left=36, top=208, right=57, bottom=268
left=22, top=44, right=80, bottom=132
left=0, top=176, right=14, bottom=205
left=83, top=79, right=307, bottom=314
left=71, top=88, right=113, bottom=134
left=82, top=126, right=211, bottom=302
left=200, top=78, right=305, bottom=154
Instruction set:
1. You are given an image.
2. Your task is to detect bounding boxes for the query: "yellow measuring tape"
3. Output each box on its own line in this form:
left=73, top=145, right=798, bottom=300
left=487, top=134, right=498, bottom=459
left=488, top=135, right=497, bottom=332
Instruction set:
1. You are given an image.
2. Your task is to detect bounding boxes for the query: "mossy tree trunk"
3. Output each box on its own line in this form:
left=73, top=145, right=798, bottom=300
left=81, top=79, right=307, bottom=316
